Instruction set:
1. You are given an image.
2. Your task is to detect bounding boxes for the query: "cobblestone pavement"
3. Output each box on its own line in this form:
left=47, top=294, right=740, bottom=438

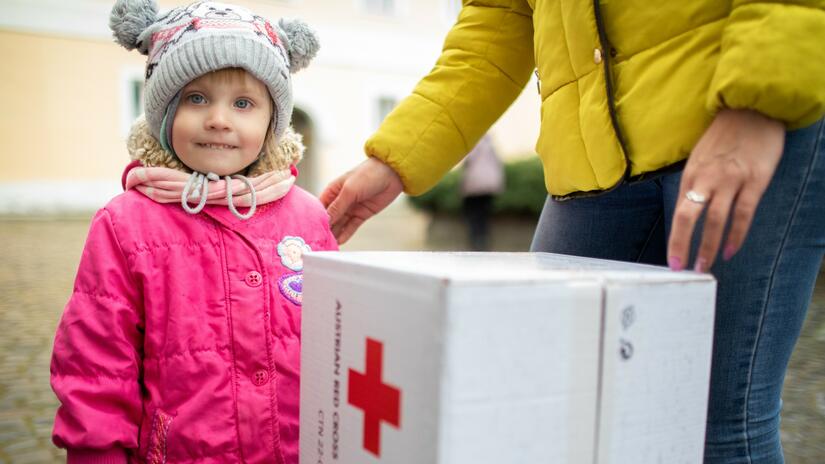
left=1, top=210, right=822, bottom=463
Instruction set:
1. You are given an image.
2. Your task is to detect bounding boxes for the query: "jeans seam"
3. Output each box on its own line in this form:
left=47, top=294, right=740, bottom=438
left=635, top=212, right=663, bottom=263
left=741, top=120, right=825, bottom=462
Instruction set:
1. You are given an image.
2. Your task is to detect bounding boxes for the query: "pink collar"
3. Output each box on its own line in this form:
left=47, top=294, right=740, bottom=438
left=123, top=162, right=296, bottom=209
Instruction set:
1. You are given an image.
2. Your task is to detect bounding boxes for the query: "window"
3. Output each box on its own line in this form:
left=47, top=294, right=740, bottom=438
left=130, top=79, right=144, bottom=120
left=120, top=68, right=146, bottom=136
left=363, top=0, right=395, bottom=16
left=376, top=96, right=398, bottom=128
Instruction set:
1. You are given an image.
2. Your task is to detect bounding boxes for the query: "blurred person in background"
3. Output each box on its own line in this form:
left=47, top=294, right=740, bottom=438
left=460, top=134, right=504, bottom=251
left=321, top=1, right=825, bottom=462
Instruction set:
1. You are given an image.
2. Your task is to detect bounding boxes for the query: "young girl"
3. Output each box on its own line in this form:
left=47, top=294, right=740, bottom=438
left=50, top=1, right=336, bottom=462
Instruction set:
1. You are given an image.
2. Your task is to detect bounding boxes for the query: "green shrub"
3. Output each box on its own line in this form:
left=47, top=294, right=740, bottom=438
left=407, top=155, right=546, bottom=217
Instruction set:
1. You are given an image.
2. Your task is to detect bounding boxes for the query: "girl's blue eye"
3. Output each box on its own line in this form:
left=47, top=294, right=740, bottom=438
left=188, top=94, right=205, bottom=104
left=235, top=99, right=252, bottom=109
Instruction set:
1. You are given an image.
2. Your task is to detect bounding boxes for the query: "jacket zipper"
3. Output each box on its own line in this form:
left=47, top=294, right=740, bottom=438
left=543, top=3, right=653, bottom=201
left=592, top=0, right=631, bottom=179
left=551, top=1, right=632, bottom=202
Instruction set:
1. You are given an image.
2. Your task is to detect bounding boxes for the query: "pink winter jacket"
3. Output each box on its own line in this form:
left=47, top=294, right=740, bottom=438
left=51, top=168, right=338, bottom=463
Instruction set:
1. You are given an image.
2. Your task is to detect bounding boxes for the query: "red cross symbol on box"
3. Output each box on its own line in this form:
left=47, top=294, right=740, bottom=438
left=348, top=337, right=402, bottom=457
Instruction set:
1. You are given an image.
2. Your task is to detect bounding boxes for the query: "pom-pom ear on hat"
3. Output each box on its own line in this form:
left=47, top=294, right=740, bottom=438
left=278, top=18, right=320, bottom=73
left=110, top=0, right=158, bottom=54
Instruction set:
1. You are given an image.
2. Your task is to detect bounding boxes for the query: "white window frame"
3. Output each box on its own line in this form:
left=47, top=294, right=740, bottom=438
left=374, top=95, right=399, bottom=130
left=120, top=67, right=146, bottom=137
left=358, top=0, right=405, bottom=17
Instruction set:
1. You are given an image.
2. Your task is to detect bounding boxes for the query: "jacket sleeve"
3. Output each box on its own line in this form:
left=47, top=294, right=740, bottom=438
left=321, top=215, right=340, bottom=251
left=707, top=0, right=825, bottom=129
left=51, top=208, right=144, bottom=462
left=365, top=0, right=534, bottom=195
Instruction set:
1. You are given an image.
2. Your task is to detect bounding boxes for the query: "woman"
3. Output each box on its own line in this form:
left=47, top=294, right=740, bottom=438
left=321, top=1, right=825, bottom=462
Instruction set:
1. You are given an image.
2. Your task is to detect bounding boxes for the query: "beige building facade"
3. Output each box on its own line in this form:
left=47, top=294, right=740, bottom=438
left=0, top=0, right=540, bottom=214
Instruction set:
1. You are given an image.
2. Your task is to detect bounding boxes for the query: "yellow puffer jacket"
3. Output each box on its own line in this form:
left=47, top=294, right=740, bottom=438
left=365, top=0, right=825, bottom=198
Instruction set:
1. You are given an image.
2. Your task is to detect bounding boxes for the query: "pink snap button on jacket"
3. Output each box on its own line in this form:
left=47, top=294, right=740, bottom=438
left=253, top=369, right=269, bottom=386
left=245, top=271, right=263, bottom=287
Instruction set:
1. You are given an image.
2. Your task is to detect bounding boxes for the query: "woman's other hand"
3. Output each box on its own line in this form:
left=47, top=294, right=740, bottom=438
left=668, top=109, right=786, bottom=272
left=320, top=157, right=404, bottom=244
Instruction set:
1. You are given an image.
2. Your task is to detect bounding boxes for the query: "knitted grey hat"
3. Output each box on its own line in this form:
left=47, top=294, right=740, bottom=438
left=109, top=0, right=320, bottom=143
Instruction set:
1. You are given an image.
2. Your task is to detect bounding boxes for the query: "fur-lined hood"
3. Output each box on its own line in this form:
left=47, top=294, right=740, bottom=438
left=126, top=114, right=304, bottom=176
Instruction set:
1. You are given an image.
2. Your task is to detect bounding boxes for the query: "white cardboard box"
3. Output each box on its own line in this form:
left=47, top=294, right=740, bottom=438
left=300, top=252, right=716, bottom=464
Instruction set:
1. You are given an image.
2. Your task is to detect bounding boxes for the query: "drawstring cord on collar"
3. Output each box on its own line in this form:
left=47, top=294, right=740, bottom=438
left=181, top=171, right=216, bottom=215
left=181, top=171, right=257, bottom=220
left=227, top=175, right=256, bottom=219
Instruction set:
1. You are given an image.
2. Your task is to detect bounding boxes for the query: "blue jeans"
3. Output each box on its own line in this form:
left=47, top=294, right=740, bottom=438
left=530, top=120, right=825, bottom=463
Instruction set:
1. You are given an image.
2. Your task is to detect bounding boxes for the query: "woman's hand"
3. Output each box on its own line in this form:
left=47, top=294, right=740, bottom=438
left=320, top=157, right=404, bottom=244
left=668, top=109, right=785, bottom=272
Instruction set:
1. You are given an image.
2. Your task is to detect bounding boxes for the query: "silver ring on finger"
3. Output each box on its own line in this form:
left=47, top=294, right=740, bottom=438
left=685, top=190, right=708, bottom=205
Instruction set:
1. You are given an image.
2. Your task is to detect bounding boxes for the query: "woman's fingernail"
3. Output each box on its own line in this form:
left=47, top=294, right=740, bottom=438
left=694, top=258, right=707, bottom=273
left=668, top=256, right=683, bottom=271
left=723, top=245, right=736, bottom=261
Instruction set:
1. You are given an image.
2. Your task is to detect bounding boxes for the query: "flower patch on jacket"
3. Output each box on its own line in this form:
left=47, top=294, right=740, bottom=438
left=277, top=236, right=310, bottom=304
left=277, top=236, right=311, bottom=271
